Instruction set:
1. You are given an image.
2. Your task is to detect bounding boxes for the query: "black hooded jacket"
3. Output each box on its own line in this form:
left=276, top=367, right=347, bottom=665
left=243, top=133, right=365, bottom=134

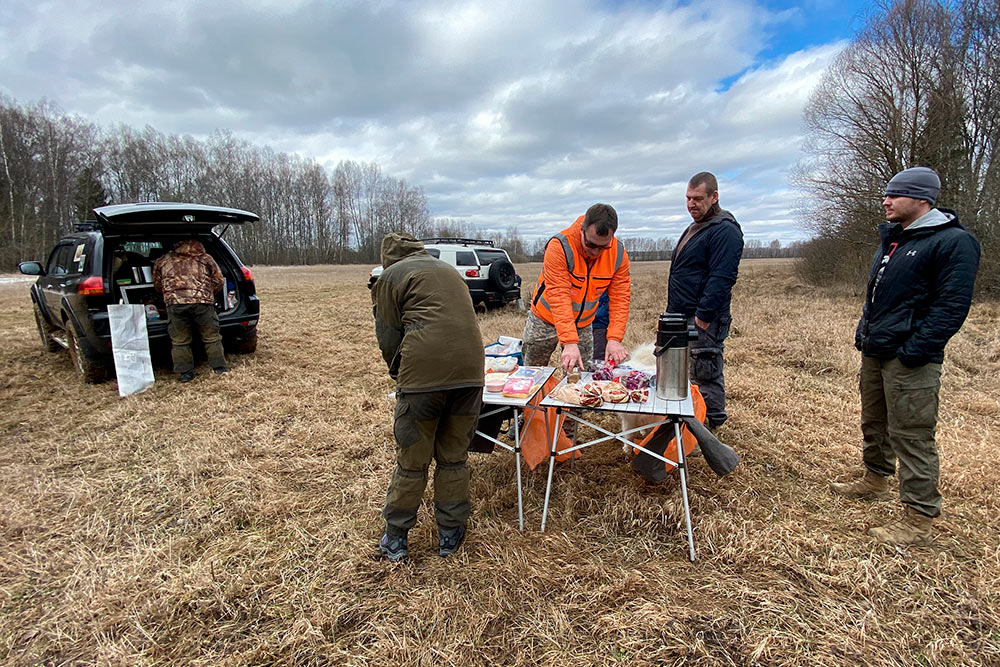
left=666, top=208, right=744, bottom=323
left=855, top=209, right=981, bottom=366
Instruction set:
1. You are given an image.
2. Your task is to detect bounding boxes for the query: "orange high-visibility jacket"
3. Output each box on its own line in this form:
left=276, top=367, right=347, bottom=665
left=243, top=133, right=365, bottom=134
left=530, top=216, right=631, bottom=345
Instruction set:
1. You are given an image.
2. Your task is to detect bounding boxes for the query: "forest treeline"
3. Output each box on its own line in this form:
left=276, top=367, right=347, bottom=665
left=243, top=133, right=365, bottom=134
left=0, top=97, right=799, bottom=269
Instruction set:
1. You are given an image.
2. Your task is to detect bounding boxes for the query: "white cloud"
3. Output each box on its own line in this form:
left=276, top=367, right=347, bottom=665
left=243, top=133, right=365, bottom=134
left=0, top=0, right=846, bottom=243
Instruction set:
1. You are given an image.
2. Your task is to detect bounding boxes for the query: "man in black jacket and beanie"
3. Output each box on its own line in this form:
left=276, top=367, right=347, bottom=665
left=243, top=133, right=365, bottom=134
left=666, top=172, right=744, bottom=429
left=831, top=166, right=980, bottom=546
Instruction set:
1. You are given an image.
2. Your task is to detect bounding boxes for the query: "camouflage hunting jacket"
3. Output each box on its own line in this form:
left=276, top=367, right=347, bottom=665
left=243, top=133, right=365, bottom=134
left=153, top=240, right=225, bottom=306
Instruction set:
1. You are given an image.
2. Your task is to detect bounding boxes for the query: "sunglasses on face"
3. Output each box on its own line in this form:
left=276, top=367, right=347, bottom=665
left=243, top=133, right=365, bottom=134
left=581, top=231, right=612, bottom=251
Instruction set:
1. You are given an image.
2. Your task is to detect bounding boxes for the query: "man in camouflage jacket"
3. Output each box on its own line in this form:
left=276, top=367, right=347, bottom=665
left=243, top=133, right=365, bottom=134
left=153, top=238, right=228, bottom=381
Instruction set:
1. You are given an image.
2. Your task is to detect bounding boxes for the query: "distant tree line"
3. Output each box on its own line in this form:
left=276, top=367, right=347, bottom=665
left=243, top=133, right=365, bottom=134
left=0, top=96, right=436, bottom=268
left=1, top=94, right=800, bottom=270
left=796, top=0, right=999, bottom=294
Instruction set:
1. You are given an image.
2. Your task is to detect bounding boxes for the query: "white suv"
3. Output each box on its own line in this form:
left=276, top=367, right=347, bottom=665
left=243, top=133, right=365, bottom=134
left=368, top=237, right=521, bottom=308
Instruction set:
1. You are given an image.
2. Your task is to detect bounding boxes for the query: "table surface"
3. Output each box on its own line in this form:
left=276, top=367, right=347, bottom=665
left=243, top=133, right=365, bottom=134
left=481, top=366, right=556, bottom=408
left=539, top=372, right=695, bottom=417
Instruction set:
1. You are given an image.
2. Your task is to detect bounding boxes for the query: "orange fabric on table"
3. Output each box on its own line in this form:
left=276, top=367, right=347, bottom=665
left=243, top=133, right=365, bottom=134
left=520, top=375, right=580, bottom=470
left=631, top=384, right=707, bottom=473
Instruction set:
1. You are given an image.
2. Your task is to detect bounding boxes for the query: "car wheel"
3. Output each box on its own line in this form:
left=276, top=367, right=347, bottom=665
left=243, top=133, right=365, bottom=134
left=66, top=325, right=109, bottom=384
left=34, top=301, right=60, bottom=352
left=489, top=259, right=516, bottom=291
left=229, top=330, right=257, bottom=354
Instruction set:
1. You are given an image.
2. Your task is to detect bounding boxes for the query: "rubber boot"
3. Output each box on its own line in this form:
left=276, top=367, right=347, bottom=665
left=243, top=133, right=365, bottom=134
left=868, top=507, right=933, bottom=546
left=830, top=470, right=890, bottom=500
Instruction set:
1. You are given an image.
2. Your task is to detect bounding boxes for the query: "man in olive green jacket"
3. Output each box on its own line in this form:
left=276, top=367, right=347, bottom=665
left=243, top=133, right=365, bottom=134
left=372, top=233, right=484, bottom=562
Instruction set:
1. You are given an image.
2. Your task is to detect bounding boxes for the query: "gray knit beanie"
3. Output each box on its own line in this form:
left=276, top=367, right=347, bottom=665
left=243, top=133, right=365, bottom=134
left=884, top=167, right=941, bottom=204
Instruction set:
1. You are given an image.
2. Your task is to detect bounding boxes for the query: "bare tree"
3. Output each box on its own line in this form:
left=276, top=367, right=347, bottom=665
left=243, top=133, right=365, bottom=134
left=796, top=0, right=998, bottom=291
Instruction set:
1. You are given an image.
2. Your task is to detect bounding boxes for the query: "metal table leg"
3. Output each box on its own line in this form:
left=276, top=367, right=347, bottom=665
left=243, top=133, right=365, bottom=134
left=674, top=418, right=696, bottom=562
left=540, top=407, right=563, bottom=532
left=512, top=407, right=524, bottom=531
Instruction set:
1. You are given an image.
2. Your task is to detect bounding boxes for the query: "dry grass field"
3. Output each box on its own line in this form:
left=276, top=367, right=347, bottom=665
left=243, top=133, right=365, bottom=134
left=1, top=259, right=999, bottom=666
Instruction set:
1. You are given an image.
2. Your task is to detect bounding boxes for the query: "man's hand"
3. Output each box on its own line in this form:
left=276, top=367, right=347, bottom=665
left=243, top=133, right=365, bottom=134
left=560, top=343, right=585, bottom=374
left=695, top=316, right=710, bottom=331
left=605, top=339, right=629, bottom=364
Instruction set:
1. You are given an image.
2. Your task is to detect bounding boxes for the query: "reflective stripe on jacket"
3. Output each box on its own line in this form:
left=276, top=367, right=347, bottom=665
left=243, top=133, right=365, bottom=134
left=530, top=216, right=630, bottom=345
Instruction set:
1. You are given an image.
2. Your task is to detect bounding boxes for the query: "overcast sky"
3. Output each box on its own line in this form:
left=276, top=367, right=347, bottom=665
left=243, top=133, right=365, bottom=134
left=0, top=0, right=872, bottom=244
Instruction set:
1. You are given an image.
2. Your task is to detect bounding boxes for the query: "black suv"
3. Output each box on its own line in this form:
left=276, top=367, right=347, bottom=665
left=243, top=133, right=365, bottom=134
left=19, top=203, right=260, bottom=383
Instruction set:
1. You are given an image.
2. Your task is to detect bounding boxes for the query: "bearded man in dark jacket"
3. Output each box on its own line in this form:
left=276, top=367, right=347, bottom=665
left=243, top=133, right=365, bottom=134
left=372, top=233, right=484, bottom=562
left=666, top=172, right=744, bottom=429
left=831, top=166, right=980, bottom=546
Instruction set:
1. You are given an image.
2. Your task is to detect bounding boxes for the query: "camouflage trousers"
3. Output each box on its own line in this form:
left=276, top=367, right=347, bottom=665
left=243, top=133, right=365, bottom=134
left=688, top=315, right=731, bottom=429
left=860, top=356, right=943, bottom=518
left=521, top=311, right=594, bottom=369
left=383, top=386, right=483, bottom=536
left=166, top=303, right=227, bottom=373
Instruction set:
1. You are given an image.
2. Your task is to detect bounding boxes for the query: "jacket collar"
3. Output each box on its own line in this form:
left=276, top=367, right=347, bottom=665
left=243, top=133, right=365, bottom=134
left=879, top=208, right=960, bottom=241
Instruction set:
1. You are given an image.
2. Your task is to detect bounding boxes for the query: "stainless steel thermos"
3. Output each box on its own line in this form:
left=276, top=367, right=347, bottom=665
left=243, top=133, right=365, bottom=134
left=654, top=313, right=697, bottom=400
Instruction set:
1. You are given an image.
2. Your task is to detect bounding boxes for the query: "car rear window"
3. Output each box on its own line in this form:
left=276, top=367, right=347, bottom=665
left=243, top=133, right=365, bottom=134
left=455, top=250, right=477, bottom=266
left=476, top=249, right=508, bottom=265
left=426, top=248, right=440, bottom=258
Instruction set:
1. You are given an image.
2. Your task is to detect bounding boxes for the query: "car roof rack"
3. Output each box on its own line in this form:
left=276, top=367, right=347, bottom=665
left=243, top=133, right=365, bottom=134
left=74, top=221, right=101, bottom=231
left=419, top=237, right=494, bottom=247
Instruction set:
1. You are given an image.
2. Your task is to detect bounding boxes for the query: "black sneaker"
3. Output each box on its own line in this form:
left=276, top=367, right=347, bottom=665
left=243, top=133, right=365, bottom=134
left=213, top=366, right=231, bottom=375
left=180, top=370, right=197, bottom=383
left=438, top=525, right=466, bottom=557
left=378, top=532, right=408, bottom=562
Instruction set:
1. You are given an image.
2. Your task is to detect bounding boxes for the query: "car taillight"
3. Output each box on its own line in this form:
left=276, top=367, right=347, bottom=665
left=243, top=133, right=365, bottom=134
left=465, top=269, right=480, bottom=278
left=78, top=277, right=104, bottom=295
left=241, top=266, right=254, bottom=281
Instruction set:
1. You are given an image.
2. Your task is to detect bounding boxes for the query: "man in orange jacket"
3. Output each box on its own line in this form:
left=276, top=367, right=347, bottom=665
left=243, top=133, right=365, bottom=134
left=522, top=203, right=631, bottom=372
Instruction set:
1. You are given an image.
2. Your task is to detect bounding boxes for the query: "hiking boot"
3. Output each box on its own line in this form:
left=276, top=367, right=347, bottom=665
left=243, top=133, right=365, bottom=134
left=830, top=470, right=890, bottom=500
left=213, top=366, right=231, bottom=375
left=438, top=524, right=466, bottom=557
left=868, top=507, right=933, bottom=546
left=378, top=532, right=408, bottom=562
left=179, top=370, right=197, bottom=383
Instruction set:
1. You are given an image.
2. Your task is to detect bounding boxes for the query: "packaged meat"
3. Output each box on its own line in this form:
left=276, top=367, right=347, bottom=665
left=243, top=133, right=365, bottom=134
left=621, top=369, right=652, bottom=390
left=501, top=376, right=535, bottom=399
left=602, top=382, right=630, bottom=403
left=591, top=361, right=615, bottom=381
left=629, top=387, right=650, bottom=403
left=578, top=382, right=604, bottom=408
left=550, top=385, right=582, bottom=405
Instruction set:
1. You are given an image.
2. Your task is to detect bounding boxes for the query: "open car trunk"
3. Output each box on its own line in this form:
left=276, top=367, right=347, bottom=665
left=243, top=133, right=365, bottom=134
left=106, top=235, right=249, bottom=323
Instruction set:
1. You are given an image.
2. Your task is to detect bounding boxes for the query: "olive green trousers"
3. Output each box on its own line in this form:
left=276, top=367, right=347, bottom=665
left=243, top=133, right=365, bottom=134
left=860, top=356, right=943, bottom=518
left=383, top=386, right=482, bottom=536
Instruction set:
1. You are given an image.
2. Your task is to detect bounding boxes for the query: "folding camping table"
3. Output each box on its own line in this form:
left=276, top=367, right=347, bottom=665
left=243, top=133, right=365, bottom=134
left=474, top=366, right=556, bottom=531
left=538, top=374, right=699, bottom=561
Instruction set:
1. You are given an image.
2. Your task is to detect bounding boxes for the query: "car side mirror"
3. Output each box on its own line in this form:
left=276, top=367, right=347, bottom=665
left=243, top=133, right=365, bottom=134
left=19, top=261, right=44, bottom=276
